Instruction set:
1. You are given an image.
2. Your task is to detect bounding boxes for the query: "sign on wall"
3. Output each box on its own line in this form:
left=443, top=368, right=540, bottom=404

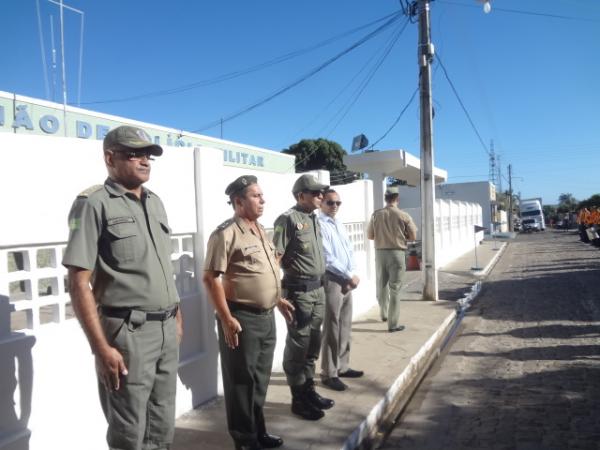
left=0, top=91, right=295, bottom=173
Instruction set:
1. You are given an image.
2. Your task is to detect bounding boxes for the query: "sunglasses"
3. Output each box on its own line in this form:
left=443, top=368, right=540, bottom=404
left=325, top=200, right=342, bottom=207
left=125, top=150, right=155, bottom=161
left=108, top=149, right=155, bottom=161
left=304, top=190, right=323, bottom=197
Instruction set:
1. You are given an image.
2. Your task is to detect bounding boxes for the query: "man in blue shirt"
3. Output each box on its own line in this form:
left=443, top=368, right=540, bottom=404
left=318, top=189, right=364, bottom=391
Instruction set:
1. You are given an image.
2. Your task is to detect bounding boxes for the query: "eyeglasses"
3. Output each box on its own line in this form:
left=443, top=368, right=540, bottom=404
left=304, top=190, right=323, bottom=197
left=325, top=200, right=342, bottom=207
left=125, top=150, right=155, bottom=161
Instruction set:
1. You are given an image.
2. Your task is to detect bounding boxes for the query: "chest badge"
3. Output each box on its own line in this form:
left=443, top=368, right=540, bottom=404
left=297, top=223, right=304, bottom=230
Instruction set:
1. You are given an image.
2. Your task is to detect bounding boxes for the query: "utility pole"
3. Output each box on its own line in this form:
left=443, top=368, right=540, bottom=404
left=418, top=0, right=438, bottom=301
left=508, top=164, right=513, bottom=232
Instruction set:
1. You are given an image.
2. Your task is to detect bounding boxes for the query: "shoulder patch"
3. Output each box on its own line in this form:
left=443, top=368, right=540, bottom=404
left=77, top=184, right=103, bottom=198
left=217, top=218, right=235, bottom=230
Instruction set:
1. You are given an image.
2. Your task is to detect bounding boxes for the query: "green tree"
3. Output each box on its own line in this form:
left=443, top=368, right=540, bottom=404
left=557, top=193, right=578, bottom=213
left=578, top=194, right=600, bottom=210
left=282, top=138, right=359, bottom=185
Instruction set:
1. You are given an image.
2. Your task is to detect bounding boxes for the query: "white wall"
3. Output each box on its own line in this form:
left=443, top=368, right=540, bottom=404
left=0, top=132, right=481, bottom=450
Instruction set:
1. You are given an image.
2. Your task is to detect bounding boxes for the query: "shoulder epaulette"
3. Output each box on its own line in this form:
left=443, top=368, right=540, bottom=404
left=217, top=218, right=235, bottom=230
left=77, top=185, right=103, bottom=198
left=282, top=209, right=294, bottom=216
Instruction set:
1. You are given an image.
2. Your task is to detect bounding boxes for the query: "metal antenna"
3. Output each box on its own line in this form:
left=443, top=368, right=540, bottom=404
left=36, top=0, right=50, bottom=99
left=50, top=15, right=57, bottom=102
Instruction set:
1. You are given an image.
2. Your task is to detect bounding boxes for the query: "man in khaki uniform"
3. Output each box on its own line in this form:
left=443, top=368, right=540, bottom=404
left=367, top=186, right=417, bottom=332
left=203, top=175, right=294, bottom=450
left=62, top=125, right=183, bottom=450
left=272, top=174, right=334, bottom=421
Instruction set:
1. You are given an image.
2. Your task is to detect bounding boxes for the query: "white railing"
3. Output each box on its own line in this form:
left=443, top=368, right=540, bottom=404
left=0, top=233, right=196, bottom=332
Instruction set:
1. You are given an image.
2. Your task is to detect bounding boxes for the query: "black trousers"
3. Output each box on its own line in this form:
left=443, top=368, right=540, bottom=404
left=217, top=308, right=276, bottom=446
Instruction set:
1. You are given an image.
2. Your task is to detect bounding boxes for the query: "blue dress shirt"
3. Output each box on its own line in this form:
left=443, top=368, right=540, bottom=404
left=318, top=210, right=356, bottom=280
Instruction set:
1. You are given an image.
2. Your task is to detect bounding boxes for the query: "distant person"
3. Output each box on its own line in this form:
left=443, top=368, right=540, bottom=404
left=272, top=174, right=334, bottom=421
left=62, top=125, right=183, bottom=450
left=318, top=189, right=363, bottom=392
left=367, top=186, right=417, bottom=332
left=203, top=175, right=294, bottom=450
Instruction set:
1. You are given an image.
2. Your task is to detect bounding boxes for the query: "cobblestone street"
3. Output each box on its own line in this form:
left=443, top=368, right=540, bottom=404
left=382, top=230, right=600, bottom=450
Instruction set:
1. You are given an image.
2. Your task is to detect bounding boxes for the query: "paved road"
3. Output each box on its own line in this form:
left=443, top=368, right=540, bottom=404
left=381, top=230, right=600, bottom=450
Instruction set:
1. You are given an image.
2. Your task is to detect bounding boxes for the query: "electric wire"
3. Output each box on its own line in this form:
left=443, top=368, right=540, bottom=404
left=438, top=0, right=600, bottom=23
left=189, top=12, right=403, bottom=134
left=322, top=18, right=410, bottom=138
left=78, top=11, right=401, bottom=106
left=281, top=21, right=399, bottom=147
left=435, top=52, right=491, bottom=157
left=367, top=86, right=418, bottom=150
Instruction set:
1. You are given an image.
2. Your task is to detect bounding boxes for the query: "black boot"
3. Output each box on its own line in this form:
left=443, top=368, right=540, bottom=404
left=303, top=378, right=334, bottom=410
left=290, top=385, right=325, bottom=420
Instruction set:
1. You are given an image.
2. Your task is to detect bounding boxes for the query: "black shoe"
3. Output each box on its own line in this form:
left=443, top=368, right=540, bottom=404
left=339, top=368, right=364, bottom=378
left=322, top=377, right=347, bottom=391
left=389, top=325, right=405, bottom=332
left=381, top=317, right=388, bottom=322
left=258, top=432, right=283, bottom=448
left=304, top=379, right=334, bottom=410
left=291, top=396, right=325, bottom=420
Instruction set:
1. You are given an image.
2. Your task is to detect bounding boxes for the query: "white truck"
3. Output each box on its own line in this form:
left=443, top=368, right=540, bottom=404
left=520, top=197, right=545, bottom=231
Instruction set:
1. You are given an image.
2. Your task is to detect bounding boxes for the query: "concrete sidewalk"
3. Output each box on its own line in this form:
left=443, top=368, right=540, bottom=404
left=173, top=240, right=507, bottom=450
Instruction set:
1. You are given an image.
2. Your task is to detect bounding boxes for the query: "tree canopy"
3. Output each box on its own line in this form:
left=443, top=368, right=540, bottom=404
left=282, top=138, right=359, bottom=185
left=577, top=194, right=600, bottom=210
left=557, top=193, right=578, bottom=213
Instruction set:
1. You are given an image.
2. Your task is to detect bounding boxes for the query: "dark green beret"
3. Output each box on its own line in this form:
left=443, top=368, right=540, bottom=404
left=225, top=175, right=258, bottom=196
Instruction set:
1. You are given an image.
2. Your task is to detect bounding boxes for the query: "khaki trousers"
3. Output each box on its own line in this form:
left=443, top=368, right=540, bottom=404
left=375, top=249, right=406, bottom=330
left=320, top=274, right=353, bottom=379
left=98, top=312, right=178, bottom=450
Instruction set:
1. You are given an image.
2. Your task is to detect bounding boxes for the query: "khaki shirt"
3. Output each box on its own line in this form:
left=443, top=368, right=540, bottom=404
left=367, top=205, right=417, bottom=250
left=62, top=178, right=179, bottom=310
left=273, top=205, right=326, bottom=279
left=204, top=216, right=280, bottom=309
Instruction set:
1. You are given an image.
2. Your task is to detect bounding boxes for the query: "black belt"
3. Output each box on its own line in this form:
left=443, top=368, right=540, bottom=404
left=282, top=276, right=323, bottom=293
left=100, top=305, right=178, bottom=321
left=226, top=300, right=274, bottom=315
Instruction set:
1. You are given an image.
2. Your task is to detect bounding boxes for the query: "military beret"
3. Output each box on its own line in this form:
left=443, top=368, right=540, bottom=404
left=385, top=186, right=400, bottom=195
left=103, top=125, right=163, bottom=156
left=292, top=174, right=329, bottom=195
left=225, top=175, right=258, bottom=196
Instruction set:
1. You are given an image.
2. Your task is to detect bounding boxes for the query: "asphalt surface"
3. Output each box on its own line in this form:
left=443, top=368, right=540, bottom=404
left=381, top=230, right=600, bottom=450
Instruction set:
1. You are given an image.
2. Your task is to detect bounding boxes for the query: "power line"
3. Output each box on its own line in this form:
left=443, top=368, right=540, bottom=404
left=435, top=51, right=491, bottom=157
left=189, top=12, right=403, bottom=134
left=77, top=11, right=401, bottom=106
left=438, top=0, right=600, bottom=22
left=323, top=18, right=410, bottom=138
left=367, top=86, right=418, bottom=150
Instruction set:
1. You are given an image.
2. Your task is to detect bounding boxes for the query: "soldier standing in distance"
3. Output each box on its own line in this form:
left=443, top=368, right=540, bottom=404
left=62, top=125, right=183, bottom=450
left=203, top=175, right=294, bottom=450
left=367, top=186, right=417, bottom=332
left=272, top=174, right=335, bottom=421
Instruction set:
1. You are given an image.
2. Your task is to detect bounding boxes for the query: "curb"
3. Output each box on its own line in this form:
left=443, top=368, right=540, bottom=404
left=342, top=242, right=506, bottom=450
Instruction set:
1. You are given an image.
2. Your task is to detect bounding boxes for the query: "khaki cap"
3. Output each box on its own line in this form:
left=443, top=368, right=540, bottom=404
left=292, top=174, right=329, bottom=195
left=385, top=186, right=400, bottom=195
left=225, top=175, right=258, bottom=196
left=103, top=125, right=163, bottom=156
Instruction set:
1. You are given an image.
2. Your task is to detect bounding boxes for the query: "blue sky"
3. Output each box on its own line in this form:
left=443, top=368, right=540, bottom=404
left=3, top=0, right=599, bottom=204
